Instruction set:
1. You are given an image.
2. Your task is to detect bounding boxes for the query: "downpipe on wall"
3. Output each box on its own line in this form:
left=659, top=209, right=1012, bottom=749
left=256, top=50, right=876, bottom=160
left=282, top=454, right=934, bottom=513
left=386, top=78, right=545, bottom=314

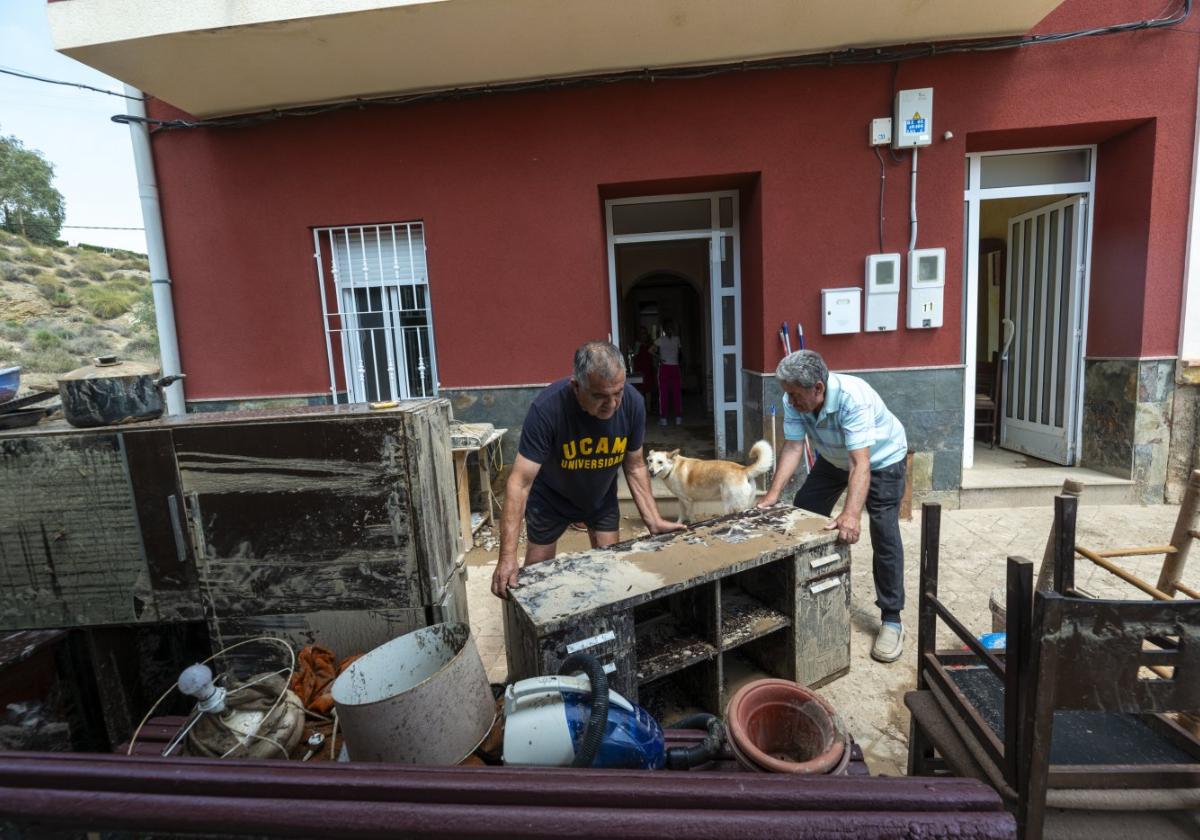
left=124, top=85, right=186, bottom=416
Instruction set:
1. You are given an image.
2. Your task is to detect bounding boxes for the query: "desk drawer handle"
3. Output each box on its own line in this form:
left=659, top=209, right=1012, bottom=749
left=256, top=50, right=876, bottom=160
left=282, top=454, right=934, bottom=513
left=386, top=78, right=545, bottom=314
left=809, top=577, right=843, bottom=595
left=567, top=630, right=616, bottom=654
left=810, top=553, right=841, bottom=570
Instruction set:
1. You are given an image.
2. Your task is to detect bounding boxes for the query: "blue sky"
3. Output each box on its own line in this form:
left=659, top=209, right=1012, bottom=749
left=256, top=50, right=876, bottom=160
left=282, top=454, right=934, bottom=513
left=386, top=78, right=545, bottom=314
left=0, top=1, right=147, bottom=253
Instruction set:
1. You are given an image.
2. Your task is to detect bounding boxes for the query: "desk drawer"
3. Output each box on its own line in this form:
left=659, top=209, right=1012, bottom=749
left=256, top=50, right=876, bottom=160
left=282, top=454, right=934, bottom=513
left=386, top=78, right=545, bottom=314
left=796, top=544, right=850, bottom=584
left=537, top=613, right=637, bottom=699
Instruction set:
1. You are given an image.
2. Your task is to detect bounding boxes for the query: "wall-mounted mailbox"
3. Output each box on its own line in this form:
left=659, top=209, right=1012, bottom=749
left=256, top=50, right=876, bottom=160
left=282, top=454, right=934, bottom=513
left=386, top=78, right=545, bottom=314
left=822, top=287, right=862, bottom=335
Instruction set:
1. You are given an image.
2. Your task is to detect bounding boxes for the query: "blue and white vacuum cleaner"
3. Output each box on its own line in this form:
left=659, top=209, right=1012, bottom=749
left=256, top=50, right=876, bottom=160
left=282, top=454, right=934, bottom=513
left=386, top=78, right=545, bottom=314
left=501, top=653, right=724, bottom=771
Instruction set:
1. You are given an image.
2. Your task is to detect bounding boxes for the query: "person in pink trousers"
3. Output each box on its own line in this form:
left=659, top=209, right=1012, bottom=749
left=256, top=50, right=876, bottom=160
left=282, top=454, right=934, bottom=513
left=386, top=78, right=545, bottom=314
left=654, top=318, right=683, bottom=426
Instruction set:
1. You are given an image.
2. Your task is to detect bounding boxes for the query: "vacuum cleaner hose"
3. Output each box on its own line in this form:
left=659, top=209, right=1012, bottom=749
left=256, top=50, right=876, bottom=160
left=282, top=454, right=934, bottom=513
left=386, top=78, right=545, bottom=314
left=665, top=712, right=726, bottom=770
left=557, top=652, right=610, bottom=768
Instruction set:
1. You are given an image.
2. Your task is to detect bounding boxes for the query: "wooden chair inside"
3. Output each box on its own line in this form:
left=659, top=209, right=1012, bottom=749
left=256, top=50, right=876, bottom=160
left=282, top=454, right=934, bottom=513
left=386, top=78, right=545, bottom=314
left=975, top=351, right=1001, bottom=449
left=905, top=501, right=1200, bottom=840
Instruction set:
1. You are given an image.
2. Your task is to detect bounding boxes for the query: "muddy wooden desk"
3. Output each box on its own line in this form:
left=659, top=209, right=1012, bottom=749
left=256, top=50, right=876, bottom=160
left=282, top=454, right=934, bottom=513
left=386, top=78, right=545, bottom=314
left=503, top=507, right=851, bottom=723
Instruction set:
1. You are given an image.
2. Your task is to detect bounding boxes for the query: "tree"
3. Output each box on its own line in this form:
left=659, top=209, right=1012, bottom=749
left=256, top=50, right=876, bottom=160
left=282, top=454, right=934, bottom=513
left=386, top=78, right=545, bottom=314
left=0, top=132, right=65, bottom=245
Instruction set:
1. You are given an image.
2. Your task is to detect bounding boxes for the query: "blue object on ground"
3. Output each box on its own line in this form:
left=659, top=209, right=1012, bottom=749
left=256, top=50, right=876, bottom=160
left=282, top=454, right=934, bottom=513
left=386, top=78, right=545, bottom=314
left=979, top=632, right=1006, bottom=650
left=0, top=366, right=20, bottom=403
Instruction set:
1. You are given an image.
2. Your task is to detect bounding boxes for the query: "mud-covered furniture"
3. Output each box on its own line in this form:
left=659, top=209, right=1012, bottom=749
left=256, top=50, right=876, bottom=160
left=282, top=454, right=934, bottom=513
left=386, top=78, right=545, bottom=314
left=905, top=503, right=1200, bottom=840
left=503, top=507, right=851, bottom=723
left=0, top=401, right=467, bottom=657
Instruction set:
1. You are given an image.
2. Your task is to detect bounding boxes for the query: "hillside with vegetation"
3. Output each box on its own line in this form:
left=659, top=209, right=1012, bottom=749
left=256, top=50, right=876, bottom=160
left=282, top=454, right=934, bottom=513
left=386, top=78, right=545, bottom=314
left=0, top=228, right=158, bottom=396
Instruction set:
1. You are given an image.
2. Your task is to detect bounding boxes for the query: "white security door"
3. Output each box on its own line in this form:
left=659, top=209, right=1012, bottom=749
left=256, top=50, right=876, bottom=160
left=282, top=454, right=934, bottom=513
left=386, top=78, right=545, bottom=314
left=1000, top=196, right=1087, bottom=464
left=710, top=231, right=742, bottom=456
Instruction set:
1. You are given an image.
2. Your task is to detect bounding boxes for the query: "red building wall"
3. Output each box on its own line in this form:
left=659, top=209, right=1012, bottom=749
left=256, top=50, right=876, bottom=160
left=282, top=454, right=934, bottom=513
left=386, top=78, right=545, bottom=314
left=146, top=0, right=1198, bottom=400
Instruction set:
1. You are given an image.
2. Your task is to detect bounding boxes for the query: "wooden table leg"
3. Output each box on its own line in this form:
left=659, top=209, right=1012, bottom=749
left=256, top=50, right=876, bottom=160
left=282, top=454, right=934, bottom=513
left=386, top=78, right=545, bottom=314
left=454, top=451, right=472, bottom=551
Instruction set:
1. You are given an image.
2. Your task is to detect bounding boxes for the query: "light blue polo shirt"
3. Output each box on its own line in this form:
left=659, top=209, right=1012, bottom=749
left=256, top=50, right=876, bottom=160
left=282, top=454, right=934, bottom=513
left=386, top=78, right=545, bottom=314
left=783, top=372, right=907, bottom=470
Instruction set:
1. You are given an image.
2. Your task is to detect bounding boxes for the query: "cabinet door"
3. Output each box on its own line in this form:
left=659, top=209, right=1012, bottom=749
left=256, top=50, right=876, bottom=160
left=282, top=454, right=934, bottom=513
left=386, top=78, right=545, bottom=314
left=0, top=431, right=200, bottom=630
left=175, top=416, right=424, bottom=654
left=795, top=569, right=851, bottom=688
left=401, top=403, right=460, bottom=608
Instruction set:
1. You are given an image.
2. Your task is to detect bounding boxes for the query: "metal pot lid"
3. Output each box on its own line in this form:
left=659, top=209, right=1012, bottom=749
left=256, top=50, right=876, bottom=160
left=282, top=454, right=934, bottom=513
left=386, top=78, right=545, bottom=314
left=59, top=355, right=161, bottom=381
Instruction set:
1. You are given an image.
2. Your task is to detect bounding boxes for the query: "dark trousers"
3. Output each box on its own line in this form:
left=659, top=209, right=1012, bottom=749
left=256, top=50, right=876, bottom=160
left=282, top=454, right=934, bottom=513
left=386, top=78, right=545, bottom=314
left=793, top=455, right=907, bottom=623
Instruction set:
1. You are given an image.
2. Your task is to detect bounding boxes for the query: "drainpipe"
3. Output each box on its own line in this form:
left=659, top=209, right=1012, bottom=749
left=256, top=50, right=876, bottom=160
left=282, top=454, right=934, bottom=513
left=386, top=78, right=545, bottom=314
left=124, top=85, right=186, bottom=416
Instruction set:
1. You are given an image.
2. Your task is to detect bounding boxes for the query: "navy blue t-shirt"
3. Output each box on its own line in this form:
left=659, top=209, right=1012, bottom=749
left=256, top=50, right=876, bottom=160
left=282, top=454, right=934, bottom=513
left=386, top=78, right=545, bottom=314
left=518, top=378, right=645, bottom=513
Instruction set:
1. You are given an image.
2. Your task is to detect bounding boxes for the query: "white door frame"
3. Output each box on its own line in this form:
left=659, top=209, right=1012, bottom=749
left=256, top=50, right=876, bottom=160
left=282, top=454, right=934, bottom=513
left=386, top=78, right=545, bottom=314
left=604, top=191, right=743, bottom=454
left=962, top=146, right=1097, bottom=469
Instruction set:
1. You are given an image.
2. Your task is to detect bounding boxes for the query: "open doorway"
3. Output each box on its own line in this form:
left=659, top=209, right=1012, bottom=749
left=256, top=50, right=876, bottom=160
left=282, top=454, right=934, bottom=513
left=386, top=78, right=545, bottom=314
left=617, top=248, right=713, bottom=458
left=605, top=192, right=742, bottom=458
left=963, top=148, right=1095, bottom=472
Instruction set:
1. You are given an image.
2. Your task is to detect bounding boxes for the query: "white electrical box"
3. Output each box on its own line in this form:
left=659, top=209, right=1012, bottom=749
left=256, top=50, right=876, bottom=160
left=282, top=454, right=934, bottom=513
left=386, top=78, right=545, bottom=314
left=893, top=88, right=933, bottom=148
left=869, top=118, right=892, bottom=146
left=907, top=247, right=946, bottom=329
left=865, top=253, right=901, bottom=331
left=821, top=287, right=862, bottom=335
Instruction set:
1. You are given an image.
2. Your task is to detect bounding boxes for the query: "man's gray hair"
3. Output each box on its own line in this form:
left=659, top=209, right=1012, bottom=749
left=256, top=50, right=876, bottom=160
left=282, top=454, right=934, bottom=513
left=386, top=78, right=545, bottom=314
left=776, top=349, right=828, bottom=389
left=573, top=340, right=625, bottom=384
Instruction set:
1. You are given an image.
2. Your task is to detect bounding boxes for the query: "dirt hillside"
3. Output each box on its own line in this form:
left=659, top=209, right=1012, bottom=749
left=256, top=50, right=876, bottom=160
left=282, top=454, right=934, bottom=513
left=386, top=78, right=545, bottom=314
left=0, top=229, right=158, bottom=396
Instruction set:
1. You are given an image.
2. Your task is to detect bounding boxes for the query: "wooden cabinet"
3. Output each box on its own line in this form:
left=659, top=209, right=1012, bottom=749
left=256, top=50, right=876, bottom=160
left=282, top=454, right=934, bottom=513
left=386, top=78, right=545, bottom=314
left=504, top=508, right=851, bottom=724
left=0, top=401, right=466, bottom=661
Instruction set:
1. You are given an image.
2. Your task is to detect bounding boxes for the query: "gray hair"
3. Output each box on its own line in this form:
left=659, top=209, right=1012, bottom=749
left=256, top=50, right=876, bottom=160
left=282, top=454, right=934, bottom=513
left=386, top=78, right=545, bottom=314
left=573, top=340, right=625, bottom=384
left=776, top=349, right=828, bottom=389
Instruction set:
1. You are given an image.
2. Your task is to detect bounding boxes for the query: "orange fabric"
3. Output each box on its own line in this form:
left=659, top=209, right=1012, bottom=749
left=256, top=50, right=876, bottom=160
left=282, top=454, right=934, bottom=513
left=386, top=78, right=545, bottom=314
left=289, top=645, right=350, bottom=714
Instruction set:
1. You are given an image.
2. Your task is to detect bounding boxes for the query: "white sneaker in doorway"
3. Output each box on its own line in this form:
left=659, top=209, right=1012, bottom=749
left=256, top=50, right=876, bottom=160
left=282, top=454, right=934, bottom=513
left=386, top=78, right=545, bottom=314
left=675, top=417, right=683, bottom=425
left=659, top=418, right=668, bottom=427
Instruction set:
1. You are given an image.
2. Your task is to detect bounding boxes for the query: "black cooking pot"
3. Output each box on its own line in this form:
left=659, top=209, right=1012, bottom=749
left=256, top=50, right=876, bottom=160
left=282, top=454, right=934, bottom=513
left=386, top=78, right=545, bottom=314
left=58, top=355, right=185, bottom=428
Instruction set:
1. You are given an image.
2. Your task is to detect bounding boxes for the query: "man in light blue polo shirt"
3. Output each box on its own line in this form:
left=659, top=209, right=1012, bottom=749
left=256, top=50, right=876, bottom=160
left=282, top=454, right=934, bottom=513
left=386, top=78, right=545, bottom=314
left=759, top=349, right=909, bottom=663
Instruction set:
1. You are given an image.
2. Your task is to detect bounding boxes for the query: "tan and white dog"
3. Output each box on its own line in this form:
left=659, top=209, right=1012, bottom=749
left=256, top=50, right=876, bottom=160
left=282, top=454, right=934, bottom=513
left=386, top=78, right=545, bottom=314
left=645, top=440, right=774, bottom=523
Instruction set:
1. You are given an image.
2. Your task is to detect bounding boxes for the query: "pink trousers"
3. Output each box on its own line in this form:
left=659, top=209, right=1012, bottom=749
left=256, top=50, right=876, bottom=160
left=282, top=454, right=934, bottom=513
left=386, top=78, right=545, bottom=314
left=658, top=364, right=682, bottom=418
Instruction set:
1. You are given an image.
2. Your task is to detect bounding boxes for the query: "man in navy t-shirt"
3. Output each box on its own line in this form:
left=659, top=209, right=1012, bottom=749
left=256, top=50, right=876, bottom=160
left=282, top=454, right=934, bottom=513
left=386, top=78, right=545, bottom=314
left=491, top=341, right=685, bottom=599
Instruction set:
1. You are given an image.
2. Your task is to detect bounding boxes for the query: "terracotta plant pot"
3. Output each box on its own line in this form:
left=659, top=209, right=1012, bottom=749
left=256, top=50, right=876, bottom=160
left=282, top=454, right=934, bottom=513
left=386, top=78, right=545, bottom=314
left=725, top=678, right=848, bottom=774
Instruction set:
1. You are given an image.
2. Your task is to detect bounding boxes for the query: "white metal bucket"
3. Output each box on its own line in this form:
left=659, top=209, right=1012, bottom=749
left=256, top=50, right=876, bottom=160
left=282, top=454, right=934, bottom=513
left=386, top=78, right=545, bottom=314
left=331, top=622, right=494, bottom=764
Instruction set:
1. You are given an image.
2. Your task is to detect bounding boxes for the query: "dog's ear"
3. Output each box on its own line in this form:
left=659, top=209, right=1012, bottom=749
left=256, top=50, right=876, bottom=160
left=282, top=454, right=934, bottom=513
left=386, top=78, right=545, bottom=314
left=668, top=449, right=680, bottom=458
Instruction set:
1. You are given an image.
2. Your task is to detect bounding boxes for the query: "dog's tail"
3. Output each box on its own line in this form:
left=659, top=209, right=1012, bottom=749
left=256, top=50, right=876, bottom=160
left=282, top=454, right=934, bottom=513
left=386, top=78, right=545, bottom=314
left=744, top=440, right=774, bottom=478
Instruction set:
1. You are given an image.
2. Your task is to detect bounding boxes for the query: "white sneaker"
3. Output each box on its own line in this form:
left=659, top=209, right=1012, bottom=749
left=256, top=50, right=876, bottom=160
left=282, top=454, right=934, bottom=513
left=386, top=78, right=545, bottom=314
left=871, top=622, right=904, bottom=663
left=658, top=418, right=668, bottom=427
left=675, top=417, right=683, bottom=425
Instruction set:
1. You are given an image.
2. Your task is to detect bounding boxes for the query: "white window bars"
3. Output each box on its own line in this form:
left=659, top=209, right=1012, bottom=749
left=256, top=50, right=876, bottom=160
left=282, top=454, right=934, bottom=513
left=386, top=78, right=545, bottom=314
left=313, top=222, right=438, bottom=404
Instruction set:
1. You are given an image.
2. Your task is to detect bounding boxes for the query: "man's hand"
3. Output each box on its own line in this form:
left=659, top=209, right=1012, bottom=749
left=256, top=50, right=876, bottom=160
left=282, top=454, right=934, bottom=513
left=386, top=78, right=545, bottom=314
left=491, top=555, right=520, bottom=600
left=756, top=492, right=780, bottom=509
left=825, top=509, right=862, bottom=544
left=648, top=517, right=687, bottom=535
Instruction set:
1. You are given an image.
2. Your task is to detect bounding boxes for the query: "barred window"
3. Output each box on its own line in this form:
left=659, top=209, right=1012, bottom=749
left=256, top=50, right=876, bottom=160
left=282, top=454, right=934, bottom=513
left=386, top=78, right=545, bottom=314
left=314, top=222, right=437, bottom=403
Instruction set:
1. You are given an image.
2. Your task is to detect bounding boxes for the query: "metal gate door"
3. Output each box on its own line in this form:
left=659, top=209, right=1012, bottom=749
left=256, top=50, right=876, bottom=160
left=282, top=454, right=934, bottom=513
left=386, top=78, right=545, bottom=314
left=1000, top=196, right=1087, bottom=464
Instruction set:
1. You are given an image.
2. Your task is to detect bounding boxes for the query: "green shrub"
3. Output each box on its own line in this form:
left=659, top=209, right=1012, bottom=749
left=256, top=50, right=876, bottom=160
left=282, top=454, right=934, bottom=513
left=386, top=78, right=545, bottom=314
left=68, top=277, right=89, bottom=288
left=34, top=274, right=65, bottom=301
left=1, top=321, right=28, bottom=343
left=17, top=346, right=80, bottom=374
left=123, top=336, right=158, bottom=358
left=31, top=329, right=63, bottom=351
left=19, top=247, right=55, bottom=267
left=54, top=267, right=77, bottom=279
left=74, top=251, right=120, bottom=276
left=75, top=285, right=138, bottom=319
left=1, top=263, right=24, bottom=283
left=107, top=275, right=144, bottom=293
left=65, top=332, right=112, bottom=357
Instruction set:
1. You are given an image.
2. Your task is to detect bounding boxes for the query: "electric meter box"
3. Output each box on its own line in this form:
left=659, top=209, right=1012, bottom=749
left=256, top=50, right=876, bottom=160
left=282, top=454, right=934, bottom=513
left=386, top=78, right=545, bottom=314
left=864, top=254, right=901, bottom=331
left=893, top=88, right=933, bottom=149
left=907, top=247, right=946, bottom=329
left=821, top=287, right=862, bottom=335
